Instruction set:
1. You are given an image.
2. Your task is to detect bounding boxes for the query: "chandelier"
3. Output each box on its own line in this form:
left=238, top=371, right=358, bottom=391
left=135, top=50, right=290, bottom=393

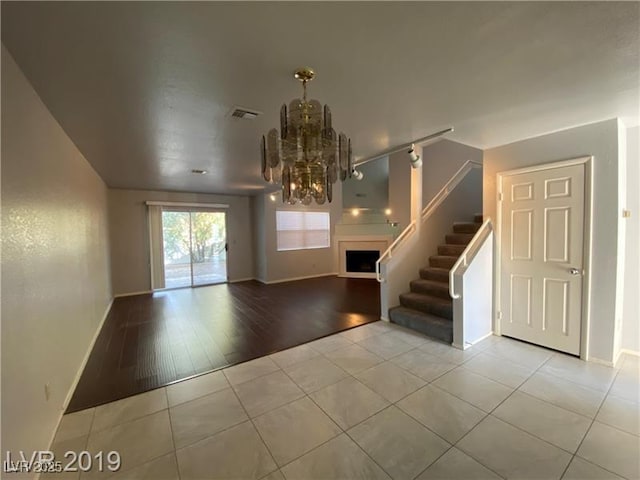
left=261, top=67, right=352, bottom=204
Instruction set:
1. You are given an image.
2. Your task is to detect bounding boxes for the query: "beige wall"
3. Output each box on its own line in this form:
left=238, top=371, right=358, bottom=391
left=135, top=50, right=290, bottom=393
left=484, top=119, right=622, bottom=363
left=108, top=189, right=254, bottom=295
left=253, top=183, right=343, bottom=283
left=1, top=46, right=112, bottom=462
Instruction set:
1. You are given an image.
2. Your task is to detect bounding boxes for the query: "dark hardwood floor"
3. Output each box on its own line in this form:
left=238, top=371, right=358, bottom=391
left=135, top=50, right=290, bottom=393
left=67, top=276, right=380, bottom=412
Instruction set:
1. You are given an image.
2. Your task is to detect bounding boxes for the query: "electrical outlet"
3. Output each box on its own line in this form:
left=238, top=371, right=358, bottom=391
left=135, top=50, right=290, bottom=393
left=44, top=383, right=51, bottom=401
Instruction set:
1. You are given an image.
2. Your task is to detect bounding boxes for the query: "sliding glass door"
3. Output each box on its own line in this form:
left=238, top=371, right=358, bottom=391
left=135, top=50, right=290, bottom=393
left=161, top=210, right=227, bottom=288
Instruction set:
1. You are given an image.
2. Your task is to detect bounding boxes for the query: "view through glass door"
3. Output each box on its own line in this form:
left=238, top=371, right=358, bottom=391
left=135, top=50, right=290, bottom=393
left=161, top=210, right=227, bottom=288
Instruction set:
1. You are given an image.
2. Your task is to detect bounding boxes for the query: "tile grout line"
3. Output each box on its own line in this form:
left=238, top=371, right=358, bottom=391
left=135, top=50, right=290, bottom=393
left=225, top=377, right=282, bottom=478
left=163, top=387, right=181, bottom=480
left=91, top=391, right=176, bottom=479
left=277, top=340, right=404, bottom=478
left=437, top=346, right=557, bottom=479
left=559, top=361, right=630, bottom=480
left=70, top=328, right=631, bottom=480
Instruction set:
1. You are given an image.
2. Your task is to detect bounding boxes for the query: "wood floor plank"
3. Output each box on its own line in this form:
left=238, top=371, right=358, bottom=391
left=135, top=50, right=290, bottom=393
left=66, top=277, right=380, bottom=412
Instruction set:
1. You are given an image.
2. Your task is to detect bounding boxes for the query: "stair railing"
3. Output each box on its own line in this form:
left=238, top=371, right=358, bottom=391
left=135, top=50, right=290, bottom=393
left=449, top=218, right=493, bottom=299
left=375, top=221, right=416, bottom=282
left=422, top=160, right=483, bottom=222
left=375, top=160, right=482, bottom=283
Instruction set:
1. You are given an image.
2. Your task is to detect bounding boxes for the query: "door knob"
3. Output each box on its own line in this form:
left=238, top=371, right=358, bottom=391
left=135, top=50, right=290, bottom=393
left=569, top=268, right=581, bottom=276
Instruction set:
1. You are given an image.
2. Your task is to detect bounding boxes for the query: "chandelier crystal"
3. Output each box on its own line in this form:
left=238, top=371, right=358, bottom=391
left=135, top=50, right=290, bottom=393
left=261, top=67, right=352, bottom=204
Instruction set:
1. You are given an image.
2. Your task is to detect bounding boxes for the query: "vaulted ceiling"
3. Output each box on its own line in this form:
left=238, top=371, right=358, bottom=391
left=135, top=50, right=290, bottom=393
left=2, top=2, right=638, bottom=195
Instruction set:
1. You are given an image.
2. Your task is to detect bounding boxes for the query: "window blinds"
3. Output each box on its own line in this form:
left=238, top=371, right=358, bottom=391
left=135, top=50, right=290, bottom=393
left=276, top=211, right=330, bottom=251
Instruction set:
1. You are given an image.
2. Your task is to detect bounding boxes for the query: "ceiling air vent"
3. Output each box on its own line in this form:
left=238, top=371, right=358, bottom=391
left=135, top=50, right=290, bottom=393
left=229, top=106, right=262, bottom=120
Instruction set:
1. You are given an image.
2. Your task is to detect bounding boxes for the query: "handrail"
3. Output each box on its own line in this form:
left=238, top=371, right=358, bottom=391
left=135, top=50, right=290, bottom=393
left=449, top=218, right=493, bottom=299
left=375, top=221, right=416, bottom=282
left=422, top=160, right=483, bottom=221
left=375, top=159, right=482, bottom=284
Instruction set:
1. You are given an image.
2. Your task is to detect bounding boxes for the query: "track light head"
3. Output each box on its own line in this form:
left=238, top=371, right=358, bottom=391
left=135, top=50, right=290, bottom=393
left=352, top=168, right=364, bottom=181
left=408, top=144, right=422, bottom=168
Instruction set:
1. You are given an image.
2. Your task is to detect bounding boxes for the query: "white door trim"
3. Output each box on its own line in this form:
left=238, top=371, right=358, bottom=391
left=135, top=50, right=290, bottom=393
left=495, top=156, right=593, bottom=360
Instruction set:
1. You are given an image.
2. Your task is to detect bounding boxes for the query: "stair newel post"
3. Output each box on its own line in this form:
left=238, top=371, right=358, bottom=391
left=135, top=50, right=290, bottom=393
left=410, top=149, right=422, bottom=230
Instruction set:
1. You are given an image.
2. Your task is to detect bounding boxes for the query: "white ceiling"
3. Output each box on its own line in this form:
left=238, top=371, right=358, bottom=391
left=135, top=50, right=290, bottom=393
left=2, top=2, right=638, bottom=195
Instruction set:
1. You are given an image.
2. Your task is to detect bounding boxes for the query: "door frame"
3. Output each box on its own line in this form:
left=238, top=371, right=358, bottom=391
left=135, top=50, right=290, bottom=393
left=495, top=156, right=593, bottom=360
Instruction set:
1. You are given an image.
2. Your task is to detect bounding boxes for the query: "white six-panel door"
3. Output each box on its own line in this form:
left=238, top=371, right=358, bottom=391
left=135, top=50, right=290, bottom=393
left=499, top=163, right=585, bottom=355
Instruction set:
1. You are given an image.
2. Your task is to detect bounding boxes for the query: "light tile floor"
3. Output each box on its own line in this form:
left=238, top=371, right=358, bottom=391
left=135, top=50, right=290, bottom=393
left=48, top=321, right=639, bottom=480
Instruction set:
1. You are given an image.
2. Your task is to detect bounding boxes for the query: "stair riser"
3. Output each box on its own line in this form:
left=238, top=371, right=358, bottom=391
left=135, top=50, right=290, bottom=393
left=419, top=269, right=449, bottom=282
left=453, top=223, right=481, bottom=234
left=399, top=295, right=453, bottom=320
left=430, top=257, right=457, bottom=269
left=389, top=309, right=453, bottom=344
left=410, top=280, right=450, bottom=300
left=445, top=234, right=474, bottom=245
left=438, top=245, right=465, bottom=256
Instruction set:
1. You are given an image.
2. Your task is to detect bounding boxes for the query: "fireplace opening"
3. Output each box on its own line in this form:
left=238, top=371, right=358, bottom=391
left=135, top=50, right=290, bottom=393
left=346, top=250, right=380, bottom=273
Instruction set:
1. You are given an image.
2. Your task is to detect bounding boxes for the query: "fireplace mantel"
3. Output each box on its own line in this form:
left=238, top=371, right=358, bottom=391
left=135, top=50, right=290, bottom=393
left=335, top=235, right=393, bottom=278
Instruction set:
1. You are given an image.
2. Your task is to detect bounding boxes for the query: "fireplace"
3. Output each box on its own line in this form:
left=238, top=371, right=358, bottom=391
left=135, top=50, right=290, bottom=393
left=346, top=250, right=380, bottom=273
left=335, top=235, right=393, bottom=279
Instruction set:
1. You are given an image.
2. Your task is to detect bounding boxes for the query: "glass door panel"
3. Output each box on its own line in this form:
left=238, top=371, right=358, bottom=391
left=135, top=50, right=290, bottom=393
left=190, top=211, right=227, bottom=286
left=161, top=210, right=227, bottom=288
left=162, top=211, right=192, bottom=289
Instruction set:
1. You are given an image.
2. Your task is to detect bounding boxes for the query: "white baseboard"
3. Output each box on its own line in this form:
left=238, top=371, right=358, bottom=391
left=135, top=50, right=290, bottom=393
left=471, top=331, right=495, bottom=345
left=380, top=316, right=389, bottom=322
left=614, top=348, right=640, bottom=367
left=228, top=277, right=255, bottom=283
left=454, top=332, right=495, bottom=351
left=588, top=356, right=616, bottom=368
left=259, top=273, right=339, bottom=285
left=45, top=297, right=114, bottom=459
left=620, top=348, right=640, bottom=357
left=114, top=290, right=152, bottom=298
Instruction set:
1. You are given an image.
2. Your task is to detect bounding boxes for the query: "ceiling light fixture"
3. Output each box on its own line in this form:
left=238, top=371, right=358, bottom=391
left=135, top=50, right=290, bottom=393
left=261, top=67, right=352, bottom=205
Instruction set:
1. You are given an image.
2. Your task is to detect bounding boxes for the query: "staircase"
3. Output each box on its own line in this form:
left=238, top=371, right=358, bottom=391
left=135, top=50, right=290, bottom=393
left=389, top=214, right=483, bottom=343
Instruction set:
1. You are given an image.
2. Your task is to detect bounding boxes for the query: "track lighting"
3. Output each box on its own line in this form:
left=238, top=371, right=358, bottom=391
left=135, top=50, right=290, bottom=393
left=351, top=169, right=364, bottom=181
left=408, top=144, right=422, bottom=168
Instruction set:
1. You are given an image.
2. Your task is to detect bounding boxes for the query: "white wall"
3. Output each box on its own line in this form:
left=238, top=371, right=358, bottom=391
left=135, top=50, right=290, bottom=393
left=108, top=189, right=254, bottom=295
left=484, top=119, right=623, bottom=363
left=422, top=139, right=483, bottom=205
left=622, top=125, right=639, bottom=353
left=253, top=183, right=343, bottom=283
left=343, top=156, right=389, bottom=209
left=1, top=46, right=112, bottom=464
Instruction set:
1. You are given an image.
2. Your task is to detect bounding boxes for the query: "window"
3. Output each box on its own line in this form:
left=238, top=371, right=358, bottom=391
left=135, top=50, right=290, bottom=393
left=276, top=211, right=330, bottom=251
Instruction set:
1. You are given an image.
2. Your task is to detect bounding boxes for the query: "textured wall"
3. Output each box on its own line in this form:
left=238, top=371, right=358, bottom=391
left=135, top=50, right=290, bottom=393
left=1, top=46, right=112, bottom=467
